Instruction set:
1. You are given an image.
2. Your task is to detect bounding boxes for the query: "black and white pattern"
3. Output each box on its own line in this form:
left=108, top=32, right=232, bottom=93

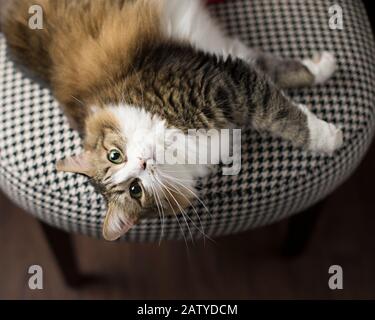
left=1, top=0, right=374, bottom=242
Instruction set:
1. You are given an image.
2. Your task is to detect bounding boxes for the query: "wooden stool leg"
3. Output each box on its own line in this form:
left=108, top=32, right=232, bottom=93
left=282, top=200, right=325, bottom=257
left=39, top=221, right=84, bottom=287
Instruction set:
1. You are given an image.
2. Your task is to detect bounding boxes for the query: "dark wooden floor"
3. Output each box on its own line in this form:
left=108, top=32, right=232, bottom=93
left=1, top=0, right=375, bottom=300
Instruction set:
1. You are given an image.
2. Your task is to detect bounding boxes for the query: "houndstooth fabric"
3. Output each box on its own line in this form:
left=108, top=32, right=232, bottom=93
left=1, top=0, right=374, bottom=242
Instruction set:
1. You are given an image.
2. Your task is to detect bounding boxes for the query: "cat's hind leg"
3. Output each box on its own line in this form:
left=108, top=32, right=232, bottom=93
left=252, top=51, right=337, bottom=89
left=161, top=0, right=337, bottom=90
left=297, top=104, right=343, bottom=154
left=253, top=101, right=343, bottom=155
left=246, top=75, right=343, bottom=154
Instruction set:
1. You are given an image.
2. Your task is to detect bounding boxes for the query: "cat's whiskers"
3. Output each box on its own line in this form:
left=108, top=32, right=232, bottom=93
left=150, top=170, right=190, bottom=244
left=148, top=169, right=186, bottom=244
left=149, top=182, right=162, bottom=235
left=154, top=172, right=214, bottom=244
left=153, top=170, right=213, bottom=243
left=152, top=174, right=195, bottom=244
left=155, top=179, right=189, bottom=248
left=152, top=166, right=209, bottom=236
left=156, top=170, right=197, bottom=183
left=158, top=170, right=211, bottom=216
left=158, top=166, right=200, bottom=175
left=149, top=177, right=166, bottom=245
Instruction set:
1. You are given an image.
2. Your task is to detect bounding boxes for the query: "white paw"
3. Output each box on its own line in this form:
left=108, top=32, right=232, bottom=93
left=302, top=51, right=337, bottom=85
left=299, top=104, right=343, bottom=155
left=309, top=121, right=343, bottom=155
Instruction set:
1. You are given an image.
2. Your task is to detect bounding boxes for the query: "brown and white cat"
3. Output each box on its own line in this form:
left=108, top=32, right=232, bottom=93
left=2, top=0, right=343, bottom=240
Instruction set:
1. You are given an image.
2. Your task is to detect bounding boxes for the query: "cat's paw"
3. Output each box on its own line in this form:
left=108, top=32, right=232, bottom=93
left=308, top=118, right=343, bottom=155
left=302, top=51, right=337, bottom=85
left=299, top=104, right=343, bottom=155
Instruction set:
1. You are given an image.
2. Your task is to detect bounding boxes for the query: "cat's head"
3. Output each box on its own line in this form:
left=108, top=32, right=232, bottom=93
left=56, top=105, right=206, bottom=241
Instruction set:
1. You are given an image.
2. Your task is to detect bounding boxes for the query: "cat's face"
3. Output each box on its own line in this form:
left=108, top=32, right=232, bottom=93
left=56, top=105, right=202, bottom=241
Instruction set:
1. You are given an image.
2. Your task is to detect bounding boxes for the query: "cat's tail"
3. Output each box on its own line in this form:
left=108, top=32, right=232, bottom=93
left=1, top=0, right=52, bottom=82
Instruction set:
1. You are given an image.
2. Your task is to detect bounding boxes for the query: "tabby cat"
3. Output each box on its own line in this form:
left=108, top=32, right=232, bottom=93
left=2, top=0, right=343, bottom=240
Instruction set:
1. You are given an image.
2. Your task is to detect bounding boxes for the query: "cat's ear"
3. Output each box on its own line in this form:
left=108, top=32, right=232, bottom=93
left=102, top=202, right=137, bottom=241
left=56, top=151, right=95, bottom=177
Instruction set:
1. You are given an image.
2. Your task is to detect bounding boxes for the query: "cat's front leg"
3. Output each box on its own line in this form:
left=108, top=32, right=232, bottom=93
left=162, top=0, right=257, bottom=61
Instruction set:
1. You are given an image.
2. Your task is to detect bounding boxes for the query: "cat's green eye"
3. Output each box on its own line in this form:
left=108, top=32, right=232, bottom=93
left=129, top=182, right=143, bottom=200
left=107, top=149, right=124, bottom=164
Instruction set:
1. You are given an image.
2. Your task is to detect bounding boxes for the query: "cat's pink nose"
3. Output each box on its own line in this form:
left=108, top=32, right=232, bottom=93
left=139, top=159, right=147, bottom=170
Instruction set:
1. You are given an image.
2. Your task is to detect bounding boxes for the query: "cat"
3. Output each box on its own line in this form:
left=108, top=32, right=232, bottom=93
left=2, top=0, right=343, bottom=241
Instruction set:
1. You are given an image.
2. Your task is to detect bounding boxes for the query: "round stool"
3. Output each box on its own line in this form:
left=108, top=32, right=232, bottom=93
left=1, top=0, right=374, bottom=243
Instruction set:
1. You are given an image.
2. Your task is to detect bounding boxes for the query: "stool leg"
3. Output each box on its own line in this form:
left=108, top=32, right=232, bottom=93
left=39, top=221, right=84, bottom=287
left=282, top=200, right=325, bottom=257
